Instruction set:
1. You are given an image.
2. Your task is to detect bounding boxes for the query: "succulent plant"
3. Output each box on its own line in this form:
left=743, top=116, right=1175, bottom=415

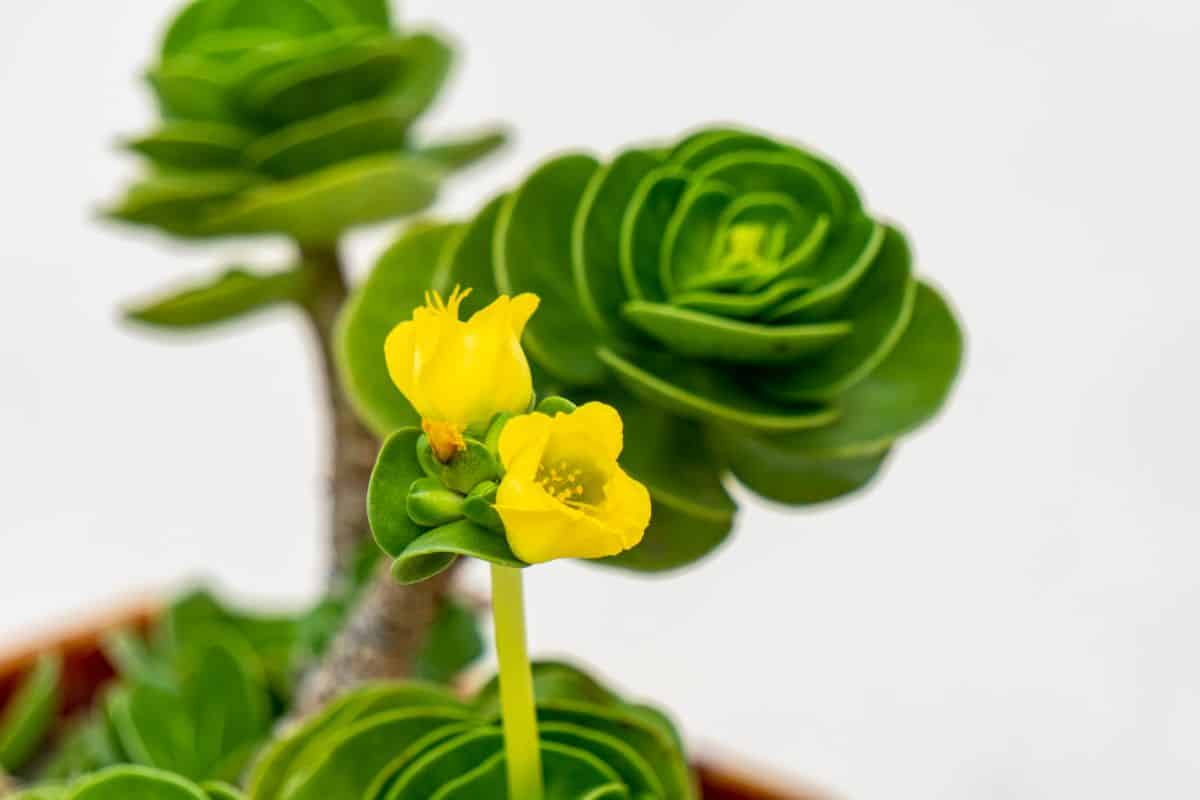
left=340, top=126, right=964, bottom=571
left=107, top=0, right=503, bottom=244
left=247, top=662, right=694, bottom=799
left=0, top=654, right=61, bottom=774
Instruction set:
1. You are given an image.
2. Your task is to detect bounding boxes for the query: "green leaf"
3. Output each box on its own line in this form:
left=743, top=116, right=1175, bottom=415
left=412, top=599, right=485, bottom=684
left=200, top=781, right=244, bottom=800
left=752, top=282, right=964, bottom=457
left=417, top=128, right=509, bottom=172
left=336, top=222, right=462, bottom=436
left=146, top=61, right=236, bottom=123
left=572, top=149, right=664, bottom=341
left=0, top=654, right=62, bottom=772
left=124, top=122, right=252, bottom=170
left=244, top=33, right=454, bottom=178
left=539, top=723, right=662, bottom=798
left=406, top=477, right=467, bottom=528
left=713, top=428, right=892, bottom=504
left=124, top=267, right=306, bottom=329
left=202, top=154, right=442, bottom=242
left=392, top=520, right=525, bottom=585
left=235, top=33, right=415, bottom=126
left=430, top=195, right=506, bottom=315
left=495, top=154, right=608, bottom=386
left=622, top=301, right=851, bottom=365
left=760, top=225, right=917, bottom=400
left=368, top=428, right=428, bottom=558
left=620, top=167, right=689, bottom=302
left=66, top=765, right=208, bottom=800
left=104, top=171, right=261, bottom=236
left=597, top=347, right=837, bottom=433
left=270, top=709, right=475, bottom=800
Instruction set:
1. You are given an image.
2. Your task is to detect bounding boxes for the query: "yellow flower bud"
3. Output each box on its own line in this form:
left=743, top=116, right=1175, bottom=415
left=385, top=287, right=539, bottom=461
left=494, top=402, right=651, bottom=564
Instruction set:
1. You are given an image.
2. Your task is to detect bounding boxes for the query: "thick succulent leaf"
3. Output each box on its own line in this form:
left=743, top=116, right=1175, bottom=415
left=203, top=154, right=441, bottom=242
left=495, top=154, right=608, bottom=386
left=382, top=728, right=504, bottom=799
left=235, top=33, right=418, bottom=126
left=572, top=149, right=665, bottom=341
left=715, top=428, right=892, bottom=504
left=275, top=709, right=475, bottom=800
left=761, top=225, right=917, bottom=400
left=124, top=267, right=306, bottom=329
left=473, top=662, right=619, bottom=716
left=412, top=600, right=485, bottom=684
left=659, top=180, right=732, bottom=294
left=105, top=685, right=196, bottom=777
left=248, top=683, right=464, bottom=800
left=622, top=301, right=851, bottom=365
left=539, top=723, right=662, bottom=798
left=754, top=282, right=964, bottom=457
left=67, top=765, right=208, bottom=800
left=597, top=347, right=837, bottom=433
left=670, top=276, right=819, bottom=320
left=431, top=196, right=505, bottom=315
left=368, top=428, right=428, bottom=558
left=391, top=520, right=526, bottom=585
left=670, top=130, right=780, bottom=170
left=200, top=782, right=244, bottom=800
left=537, top=703, right=694, bottom=799
left=337, top=222, right=461, bottom=435
left=124, top=122, right=252, bottom=170
left=147, top=61, right=236, bottom=123
left=695, top=150, right=850, bottom=224
left=310, top=0, right=391, bottom=28
left=244, top=34, right=453, bottom=178
left=104, top=171, right=261, bottom=236
left=416, top=128, right=509, bottom=172
left=0, top=654, right=61, bottom=771
left=766, top=215, right=884, bottom=322
left=177, top=637, right=269, bottom=780
left=620, top=167, right=689, bottom=302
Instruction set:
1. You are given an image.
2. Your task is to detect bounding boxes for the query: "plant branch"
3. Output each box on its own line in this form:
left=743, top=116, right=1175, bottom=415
left=296, top=243, right=378, bottom=584
left=292, top=560, right=456, bottom=714
left=293, top=242, right=459, bottom=714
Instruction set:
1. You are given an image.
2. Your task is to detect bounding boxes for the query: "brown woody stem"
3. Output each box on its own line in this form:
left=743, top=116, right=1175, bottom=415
left=293, top=242, right=454, bottom=712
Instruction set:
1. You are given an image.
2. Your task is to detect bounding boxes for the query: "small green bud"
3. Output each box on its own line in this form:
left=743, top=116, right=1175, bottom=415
left=535, top=395, right=577, bottom=416
left=463, top=481, right=504, bottom=532
left=406, top=477, right=466, bottom=527
left=442, top=438, right=502, bottom=493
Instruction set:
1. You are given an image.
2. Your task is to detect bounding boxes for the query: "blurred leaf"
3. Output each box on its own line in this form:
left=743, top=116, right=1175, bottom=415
left=412, top=600, right=484, bottom=684
left=124, top=267, right=307, bottom=329
left=66, top=765, right=208, bottom=800
left=202, top=154, right=441, bottom=242
left=0, top=654, right=61, bottom=772
left=124, top=121, right=252, bottom=170
left=417, top=128, right=509, bottom=172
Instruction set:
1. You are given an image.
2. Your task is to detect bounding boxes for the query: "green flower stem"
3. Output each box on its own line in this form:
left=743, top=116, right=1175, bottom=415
left=489, top=564, right=543, bottom=800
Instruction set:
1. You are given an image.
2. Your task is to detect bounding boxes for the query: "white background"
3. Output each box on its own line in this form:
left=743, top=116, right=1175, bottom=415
left=2, top=1, right=1199, bottom=797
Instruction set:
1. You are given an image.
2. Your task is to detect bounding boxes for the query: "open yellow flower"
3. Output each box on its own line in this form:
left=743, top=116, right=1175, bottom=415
left=495, top=402, right=651, bottom=564
left=385, top=287, right=539, bottom=461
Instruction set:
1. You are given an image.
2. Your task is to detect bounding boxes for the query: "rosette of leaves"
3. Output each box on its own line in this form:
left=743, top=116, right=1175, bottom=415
left=107, top=0, right=505, bottom=246
left=338, top=126, right=964, bottom=572
left=246, top=661, right=695, bottom=799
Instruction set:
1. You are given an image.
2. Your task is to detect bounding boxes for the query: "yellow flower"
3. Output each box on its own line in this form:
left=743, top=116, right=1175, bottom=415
left=495, top=402, right=651, bottom=564
left=385, top=287, right=539, bottom=461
